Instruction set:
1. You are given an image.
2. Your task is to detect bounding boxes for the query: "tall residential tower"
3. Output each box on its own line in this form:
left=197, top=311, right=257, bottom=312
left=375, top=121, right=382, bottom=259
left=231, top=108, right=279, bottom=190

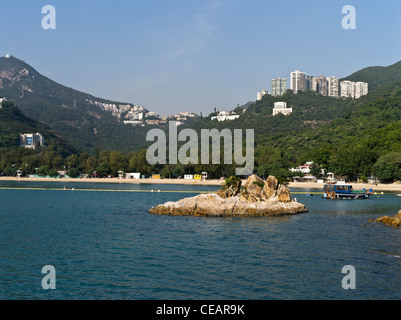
left=290, top=70, right=306, bottom=93
left=271, top=78, right=287, bottom=96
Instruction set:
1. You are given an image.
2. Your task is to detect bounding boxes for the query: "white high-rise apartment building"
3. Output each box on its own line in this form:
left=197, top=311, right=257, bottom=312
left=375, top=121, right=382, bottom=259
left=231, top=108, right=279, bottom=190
left=354, top=82, right=369, bottom=99
left=327, top=76, right=339, bottom=98
left=315, top=76, right=328, bottom=96
left=340, top=81, right=355, bottom=98
left=271, top=78, right=287, bottom=96
left=340, top=81, right=368, bottom=99
left=290, top=70, right=306, bottom=93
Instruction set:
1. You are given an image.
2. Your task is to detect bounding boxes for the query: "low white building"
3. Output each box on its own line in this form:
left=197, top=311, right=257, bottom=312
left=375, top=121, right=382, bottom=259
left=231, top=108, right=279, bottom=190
left=126, top=173, right=141, bottom=179
left=123, top=120, right=143, bottom=126
left=184, top=174, right=194, bottom=180
left=0, top=97, right=6, bottom=108
left=273, top=102, right=293, bottom=116
left=211, top=111, right=240, bottom=122
left=290, top=162, right=314, bottom=174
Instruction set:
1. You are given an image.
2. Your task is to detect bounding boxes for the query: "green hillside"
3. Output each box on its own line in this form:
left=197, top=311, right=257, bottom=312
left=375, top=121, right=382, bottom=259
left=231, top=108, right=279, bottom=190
left=0, top=56, right=152, bottom=154
left=341, top=60, right=401, bottom=91
left=0, top=101, right=75, bottom=154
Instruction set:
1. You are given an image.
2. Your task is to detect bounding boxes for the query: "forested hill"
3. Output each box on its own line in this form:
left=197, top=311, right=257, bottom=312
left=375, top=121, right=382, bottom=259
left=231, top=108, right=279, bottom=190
left=0, top=56, right=150, bottom=153
left=0, top=101, right=75, bottom=155
left=341, top=60, right=401, bottom=91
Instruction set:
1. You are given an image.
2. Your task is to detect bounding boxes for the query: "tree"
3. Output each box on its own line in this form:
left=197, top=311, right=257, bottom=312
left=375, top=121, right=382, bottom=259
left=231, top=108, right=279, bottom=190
left=67, top=168, right=80, bottom=178
left=374, top=152, right=401, bottom=182
left=309, top=163, right=321, bottom=177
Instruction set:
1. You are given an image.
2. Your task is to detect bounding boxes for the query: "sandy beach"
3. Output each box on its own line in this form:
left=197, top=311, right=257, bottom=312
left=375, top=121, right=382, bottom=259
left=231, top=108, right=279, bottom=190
left=1, top=176, right=401, bottom=192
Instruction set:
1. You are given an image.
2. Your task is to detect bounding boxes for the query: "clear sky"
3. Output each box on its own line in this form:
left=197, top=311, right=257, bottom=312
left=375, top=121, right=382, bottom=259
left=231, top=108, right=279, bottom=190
left=1, top=0, right=401, bottom=115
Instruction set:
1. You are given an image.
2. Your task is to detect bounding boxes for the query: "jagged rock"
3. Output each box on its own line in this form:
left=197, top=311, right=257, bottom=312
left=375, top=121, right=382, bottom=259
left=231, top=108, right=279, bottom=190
left=149, top=193, right=308, bottom=217
left=277, top=185, right=292, bottom=203
left=370, top=210, right=401, bottom=228
left=149, top=174, right=306, bottom=217
left=243, top=174, right=265, bottom=199
left=262, top=176, right=279, bottom=200
left=217, top=178, right=241, bottom=199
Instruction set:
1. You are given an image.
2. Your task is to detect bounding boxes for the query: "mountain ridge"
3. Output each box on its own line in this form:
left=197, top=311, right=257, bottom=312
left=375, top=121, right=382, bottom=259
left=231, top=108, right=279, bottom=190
left=0, top=56, right=151, bottom=154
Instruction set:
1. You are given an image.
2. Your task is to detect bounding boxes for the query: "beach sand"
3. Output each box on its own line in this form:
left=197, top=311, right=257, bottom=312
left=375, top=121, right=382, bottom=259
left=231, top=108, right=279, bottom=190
left=1, top=177, right=401, bottom=192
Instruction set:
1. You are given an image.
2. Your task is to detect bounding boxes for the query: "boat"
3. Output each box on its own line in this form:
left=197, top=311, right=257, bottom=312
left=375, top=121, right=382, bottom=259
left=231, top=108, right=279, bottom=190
left=323, top=184, right=373, bottom=200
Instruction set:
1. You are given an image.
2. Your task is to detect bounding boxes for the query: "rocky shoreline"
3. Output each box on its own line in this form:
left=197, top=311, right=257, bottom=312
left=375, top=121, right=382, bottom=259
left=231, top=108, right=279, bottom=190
left=149, top=175, right=308, bottom=217
left=370, top=210, right=401, bottom=228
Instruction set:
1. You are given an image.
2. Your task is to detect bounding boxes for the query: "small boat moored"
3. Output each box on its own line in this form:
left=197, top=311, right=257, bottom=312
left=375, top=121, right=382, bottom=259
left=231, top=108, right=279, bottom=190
left=323, top=183, right=373, bottom=200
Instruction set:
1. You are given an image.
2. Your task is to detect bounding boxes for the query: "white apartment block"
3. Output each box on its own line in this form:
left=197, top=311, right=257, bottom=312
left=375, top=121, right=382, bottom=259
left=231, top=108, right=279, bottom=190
left=290, top=70, right=306, bottom=93
left=354, top=82, right=369, bottom=99
left=327, top=76, right=339, bottom=98
left=273, top=102, right=293, bottom=116
left=340, top=81, right=368, bottom=99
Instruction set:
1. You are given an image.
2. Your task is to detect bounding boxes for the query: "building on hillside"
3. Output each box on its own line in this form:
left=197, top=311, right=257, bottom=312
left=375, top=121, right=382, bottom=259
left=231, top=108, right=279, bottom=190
left=0, top=97, right=6, bottom=108
left=211, top=111, right=240, bottom=121
left=327, top=76, right=339, bottom=98
left=257, top=89, right=267, bottom=101
left=306, top=76, right=314, bottom=91
left=290, top=70, right=306, bottom=93
left=340, top=80, right=368, bottom=99
left=20, top=133, right=45, bottom=149
left=290, top=162, right=314, bottom=174
left=272, top=102, right=293, bottom=116
left=271, top=78, right=287, bottom=96
left=354, top=82, right=369, bottom=99
left=315, top=76, right=328, bottom=96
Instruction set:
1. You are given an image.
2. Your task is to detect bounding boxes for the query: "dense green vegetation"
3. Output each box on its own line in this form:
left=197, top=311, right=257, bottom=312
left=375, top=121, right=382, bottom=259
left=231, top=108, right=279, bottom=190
left=342, top=60, right=401, bottom=91
left=0, top=101, right=75, bottom=155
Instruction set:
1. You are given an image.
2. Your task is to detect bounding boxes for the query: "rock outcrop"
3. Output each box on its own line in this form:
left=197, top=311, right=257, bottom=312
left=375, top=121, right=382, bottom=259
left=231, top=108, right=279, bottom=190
left=149, top=175, right=308, bottom=217
left=370, top=210, right=401, bottom=228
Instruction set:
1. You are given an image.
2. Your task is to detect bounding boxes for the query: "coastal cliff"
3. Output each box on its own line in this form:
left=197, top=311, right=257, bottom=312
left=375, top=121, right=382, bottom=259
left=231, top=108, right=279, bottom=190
left=149, top=175, right=308, bottom=217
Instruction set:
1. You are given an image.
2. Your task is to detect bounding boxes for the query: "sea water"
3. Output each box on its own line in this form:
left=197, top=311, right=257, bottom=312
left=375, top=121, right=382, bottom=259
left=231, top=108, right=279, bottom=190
left=0, top=180, right=401, bottom=300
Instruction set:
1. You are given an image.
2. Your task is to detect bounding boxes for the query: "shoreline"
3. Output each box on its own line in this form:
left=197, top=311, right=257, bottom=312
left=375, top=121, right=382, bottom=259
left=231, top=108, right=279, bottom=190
left=1, top=177, right=401, bottom=191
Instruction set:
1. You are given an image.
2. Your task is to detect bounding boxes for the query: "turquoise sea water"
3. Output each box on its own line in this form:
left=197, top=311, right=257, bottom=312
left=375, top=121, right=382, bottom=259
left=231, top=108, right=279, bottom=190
left=1, top=180, right=401, bottom=300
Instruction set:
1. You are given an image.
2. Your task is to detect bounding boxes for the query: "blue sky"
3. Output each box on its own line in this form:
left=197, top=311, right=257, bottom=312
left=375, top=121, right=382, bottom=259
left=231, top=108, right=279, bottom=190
left=1, top=0, right=401, bottom=115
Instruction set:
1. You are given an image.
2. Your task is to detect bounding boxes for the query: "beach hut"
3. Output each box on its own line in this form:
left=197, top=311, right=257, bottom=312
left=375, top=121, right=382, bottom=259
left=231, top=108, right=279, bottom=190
left=194, top=174, right=202, bottom=180
left=126, top=173, right=141, bottom=179
left=184, top=174, right=194, bottom=180
left=152, top=174, right=161, bottom=179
